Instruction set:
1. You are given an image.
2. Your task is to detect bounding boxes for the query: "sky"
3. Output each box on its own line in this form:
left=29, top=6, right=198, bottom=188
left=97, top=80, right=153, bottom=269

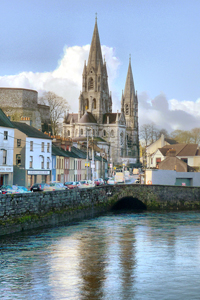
left=1, top=0, right=200, bottom=133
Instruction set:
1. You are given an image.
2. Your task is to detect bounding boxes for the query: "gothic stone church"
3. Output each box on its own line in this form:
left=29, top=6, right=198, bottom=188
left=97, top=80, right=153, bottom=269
left=63, top=19, right=139, bottom=167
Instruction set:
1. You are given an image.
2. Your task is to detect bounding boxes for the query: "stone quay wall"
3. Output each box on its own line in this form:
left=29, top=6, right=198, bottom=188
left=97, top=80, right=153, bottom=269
left=1, top=184, right=200, bottom=236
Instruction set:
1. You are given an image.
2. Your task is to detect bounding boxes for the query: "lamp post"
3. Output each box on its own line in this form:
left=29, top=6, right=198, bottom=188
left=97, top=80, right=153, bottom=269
left=86, top=127, right=92, bottom=180
left=101, top=152, right=105, bottom=179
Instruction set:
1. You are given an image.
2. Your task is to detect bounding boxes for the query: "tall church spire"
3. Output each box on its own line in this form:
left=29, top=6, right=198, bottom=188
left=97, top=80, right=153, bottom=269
left=87, top=17, right=103, bottom=71
left=124, top=55, right=135, bottom=101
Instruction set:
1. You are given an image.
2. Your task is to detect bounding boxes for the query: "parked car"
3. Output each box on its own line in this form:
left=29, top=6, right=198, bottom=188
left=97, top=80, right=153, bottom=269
left=64, top=181, right=78, bottom=189
left=134, top=179, right=140, bottom=184
left=30, top=183, right=51, bottom=192
left=78, top=180, right=95, bottom=188
left=17, top=186, right=31, bottom=193
left=94, top=178, right=104, bottom=186
left=0, top=185, right=18, bottom=194
left=49, top=182, right=66, bottom=191
left=107, top=177, right=115, bottom=185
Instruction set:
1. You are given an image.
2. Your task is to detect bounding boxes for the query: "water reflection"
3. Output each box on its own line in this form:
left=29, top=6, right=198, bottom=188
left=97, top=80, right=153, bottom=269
left=1, top=212, right=200, bottom=299
left=78, top=225, right=107, bottom=300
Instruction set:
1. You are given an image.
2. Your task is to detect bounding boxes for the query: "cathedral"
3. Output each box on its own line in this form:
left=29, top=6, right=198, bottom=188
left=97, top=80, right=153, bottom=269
left=63, top=18, right=139, bottom=167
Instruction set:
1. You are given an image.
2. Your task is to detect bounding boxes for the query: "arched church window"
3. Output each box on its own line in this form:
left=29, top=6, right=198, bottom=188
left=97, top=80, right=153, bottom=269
left=88, top=77, right=94, bottom=90
left=85, top=99, right=89, bottom=110
left=120, top=132, right=124, bottom=145
left=76, top=129, right=78, bottom=136
left=125, top=104, right=129, bottom=115
left=67, top=130, right=70, bottom=136
left=93, top=129, right=95, bottom=136
left=81, top=129, right=83, bottom=135
left=98, top=76, right=100, bottom=82
left=92, top=99, right=96, bottom=109
left=111, top=130, right=114, bottom=137
left=103, top=130, right=107, bottom=137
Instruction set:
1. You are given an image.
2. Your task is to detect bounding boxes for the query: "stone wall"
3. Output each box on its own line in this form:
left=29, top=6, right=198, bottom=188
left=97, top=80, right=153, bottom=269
left=0, top=88, right=50, bottom=130
left=1, top=184, right=200, bottom=236
left=0, top=88, right=38, bottom=109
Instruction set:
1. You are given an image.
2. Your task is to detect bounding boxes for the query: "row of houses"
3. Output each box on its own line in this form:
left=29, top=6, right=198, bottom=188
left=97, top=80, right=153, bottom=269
left=0, top=109, right=108, bottom=188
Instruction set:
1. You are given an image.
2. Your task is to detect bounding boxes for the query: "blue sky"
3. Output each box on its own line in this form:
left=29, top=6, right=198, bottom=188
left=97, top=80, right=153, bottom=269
left=1, top=0, right=200, bottom=132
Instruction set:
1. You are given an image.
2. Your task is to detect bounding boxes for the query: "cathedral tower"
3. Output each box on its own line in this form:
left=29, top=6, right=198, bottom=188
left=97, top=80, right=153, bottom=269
left=78, top=18, right=112, bottom=124
left=122, top=57, right=139, bottom=160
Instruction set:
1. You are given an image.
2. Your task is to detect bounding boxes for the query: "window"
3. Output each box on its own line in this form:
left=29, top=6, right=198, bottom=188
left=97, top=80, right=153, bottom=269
left=181, top=158, right=188, bottom=164
left=111, top=130, right=114, bottom=137
left=17, top=139, right=21, bottom=147
left=41, top=157, right=44, bottom=169
left=16, top=154, right=21, bottom=166
left=29, top=156, right=33, bottom=168
left=88, top=78, right=94, bottom=90
left=103, top=130, right=106, bottom=137
left=30, top=141, right=33, bottom=151
left=125, top=104, right=129, bottom=115
left=47, top=157, right=50, bottom=169
left=120, top=132, right=124, bottom=145
left=41, top=142, right=44, bottom=152
left=4, top=131, right=8, bottom=140
left=92, top=99, right=96, bottom=109
left=67, top=130, right=70, bottom=136
left=47, top=143, right=50, bottom=153
left=81, top=129, right=83, bottom=135
left=3, top=150, right=7, bottom=164
left=76, top=129, right=78, bottom=136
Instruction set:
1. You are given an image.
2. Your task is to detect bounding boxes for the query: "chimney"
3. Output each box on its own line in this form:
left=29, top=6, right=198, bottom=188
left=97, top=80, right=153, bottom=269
left=166, top=149, right=176, bottom=157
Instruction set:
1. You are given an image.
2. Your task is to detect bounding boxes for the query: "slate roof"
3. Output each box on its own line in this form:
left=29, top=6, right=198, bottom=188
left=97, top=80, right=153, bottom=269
left=71, top=146, right=87, bottom=159
left=79, top=111, right=97, bottom=124
left=158, top=156, right=188, bottom=172
left=64, top=113, right=78, bottom=124
left=159, top=143, right=199, bottom=157
left=164, top=138, right=177, bottom=145
left=0, top=109, right=15, bottom=128
left=12, top=122, right=52, bottom=139
left=52, top=144, right=77, bottom=158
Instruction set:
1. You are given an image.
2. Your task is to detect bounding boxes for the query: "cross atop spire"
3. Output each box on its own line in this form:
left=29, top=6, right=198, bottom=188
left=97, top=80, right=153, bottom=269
left=87, top=17, right=103, bottom=70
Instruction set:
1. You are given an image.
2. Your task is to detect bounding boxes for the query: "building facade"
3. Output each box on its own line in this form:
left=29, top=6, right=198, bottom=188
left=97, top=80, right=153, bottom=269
left=63, top=19, right=139, bottom=167
left=13, top=122, right=52, bottom=188
left=0, top=109, right=15, bottom=185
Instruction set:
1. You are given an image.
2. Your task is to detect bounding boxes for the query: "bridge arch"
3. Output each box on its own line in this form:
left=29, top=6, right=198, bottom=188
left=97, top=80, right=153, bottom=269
left=111, top=196, right=147, bottom=211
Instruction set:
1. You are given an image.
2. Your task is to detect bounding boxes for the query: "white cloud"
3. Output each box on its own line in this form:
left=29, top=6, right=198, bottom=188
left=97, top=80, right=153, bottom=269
left=1, top=44, right=200, bottom=133
left=0, top=45, right=120, bottom=114
left=138, top=93, right=200, bottom=133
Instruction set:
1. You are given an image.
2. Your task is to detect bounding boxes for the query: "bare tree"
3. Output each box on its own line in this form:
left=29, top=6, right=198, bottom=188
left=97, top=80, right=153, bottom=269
left=191, top=128, right=200, bottom=144
left=140, top=123, right=160, bottom=146
left=39, top=91, right=70, bottom=136
left=170, top=130, right=193, bottom=143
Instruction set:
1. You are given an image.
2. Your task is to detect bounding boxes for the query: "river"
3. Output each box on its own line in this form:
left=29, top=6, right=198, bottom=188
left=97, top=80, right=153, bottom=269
left=1, top=211, right=200, bottom=300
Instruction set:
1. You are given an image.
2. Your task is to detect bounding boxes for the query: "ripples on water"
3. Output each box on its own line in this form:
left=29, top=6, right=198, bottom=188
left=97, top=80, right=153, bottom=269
left=1, top=211, right=200, bottom=300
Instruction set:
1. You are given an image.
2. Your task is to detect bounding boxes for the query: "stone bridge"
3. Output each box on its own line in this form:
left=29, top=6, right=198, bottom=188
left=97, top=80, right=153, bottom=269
left=1, top=184, right=200, bottom=236
left=102, top=184, right=200, bottom=211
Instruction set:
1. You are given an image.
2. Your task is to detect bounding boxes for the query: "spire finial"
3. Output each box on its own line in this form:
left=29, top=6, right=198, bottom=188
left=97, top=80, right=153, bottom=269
left=95, top=13, right=97, bottom=23
left=129, top=54, right=131, bottom=63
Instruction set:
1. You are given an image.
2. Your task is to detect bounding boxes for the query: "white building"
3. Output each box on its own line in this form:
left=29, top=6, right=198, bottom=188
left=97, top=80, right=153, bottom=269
left=12, top=122, right=52, bottom=188
left=0, top=109, right=15, bottom=185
